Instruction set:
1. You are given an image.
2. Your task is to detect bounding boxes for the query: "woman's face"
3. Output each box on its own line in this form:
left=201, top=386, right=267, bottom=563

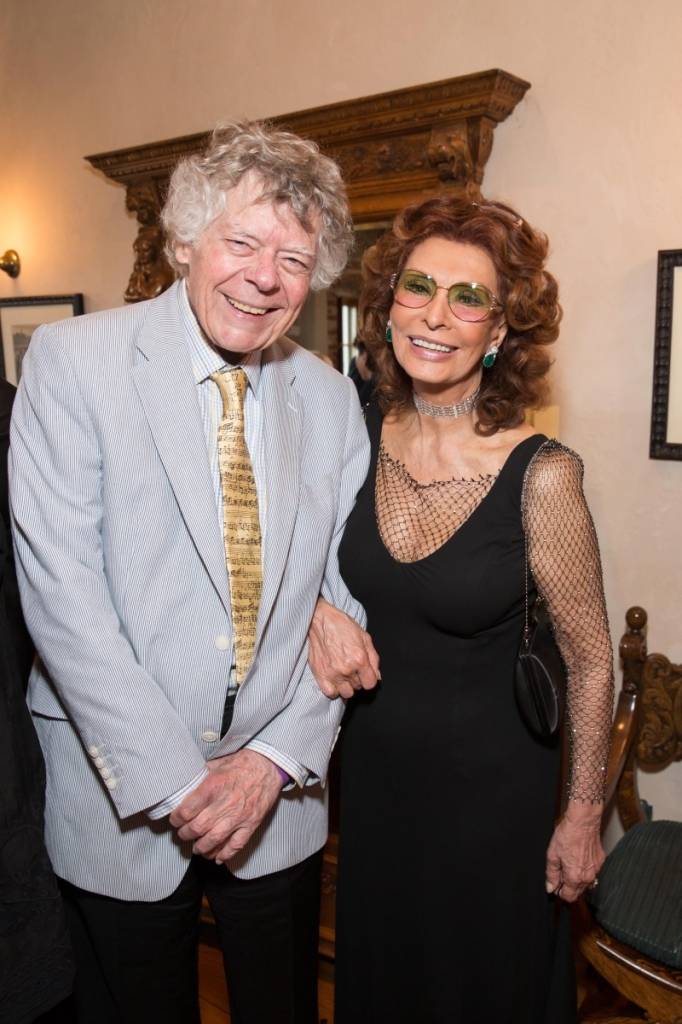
left=389, top=236, right=507, bottom=399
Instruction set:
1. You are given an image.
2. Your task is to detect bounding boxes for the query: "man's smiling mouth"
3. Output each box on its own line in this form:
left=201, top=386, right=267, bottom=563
left=226, top=295, right=272, bottom=316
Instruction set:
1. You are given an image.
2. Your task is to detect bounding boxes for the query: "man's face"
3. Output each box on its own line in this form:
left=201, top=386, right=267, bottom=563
left=174, top=172, right=319, bottom=357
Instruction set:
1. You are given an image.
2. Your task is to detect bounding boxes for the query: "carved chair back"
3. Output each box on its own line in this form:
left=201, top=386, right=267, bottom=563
left=576, top=606, right=682, bottom=1024
left=606, top=606, right=682, bottom=830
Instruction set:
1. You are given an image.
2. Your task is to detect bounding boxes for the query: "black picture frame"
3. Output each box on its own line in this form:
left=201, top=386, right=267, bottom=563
left=651, top=251, right=682, bottom=460
left=0, top=294, right=84, bottom=385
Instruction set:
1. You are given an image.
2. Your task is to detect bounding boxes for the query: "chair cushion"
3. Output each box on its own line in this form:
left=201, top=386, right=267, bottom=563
left=589, top=820, right=682, bottom=968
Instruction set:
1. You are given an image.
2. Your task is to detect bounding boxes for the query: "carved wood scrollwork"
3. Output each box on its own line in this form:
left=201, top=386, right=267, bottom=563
left=123, top=182, right=175, bottom=303
left=427, top=117, right=495, bottom=191
left=85, top=69, right=530, bottom=302
left=637, top=653, right=682, bottom=772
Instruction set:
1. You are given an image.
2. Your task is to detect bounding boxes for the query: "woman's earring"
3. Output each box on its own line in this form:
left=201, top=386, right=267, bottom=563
left=385, top=320, right=393, bottom=345
left=482, top=343, right=499, bottom=368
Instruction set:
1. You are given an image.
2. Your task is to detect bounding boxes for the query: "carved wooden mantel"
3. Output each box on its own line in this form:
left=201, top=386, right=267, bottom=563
left=86, top=69, right=530, bottom=302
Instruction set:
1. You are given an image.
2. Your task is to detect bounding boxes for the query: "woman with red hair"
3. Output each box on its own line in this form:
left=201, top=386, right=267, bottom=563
left=310, top=196, right=613, bottom=1023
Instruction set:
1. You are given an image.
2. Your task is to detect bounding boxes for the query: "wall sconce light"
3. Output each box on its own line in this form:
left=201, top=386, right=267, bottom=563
left=0, top=249, right=21, bottom=278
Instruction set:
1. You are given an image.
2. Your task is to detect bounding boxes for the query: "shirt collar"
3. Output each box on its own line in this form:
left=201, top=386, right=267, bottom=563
left=178, top=279, right=262, bottom=396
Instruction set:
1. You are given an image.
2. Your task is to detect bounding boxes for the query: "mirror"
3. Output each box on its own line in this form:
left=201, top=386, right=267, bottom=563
left=290, top=224, right=388, bottom=368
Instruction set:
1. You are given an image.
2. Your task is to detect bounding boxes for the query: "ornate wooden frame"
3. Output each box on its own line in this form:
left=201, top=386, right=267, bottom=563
left=85, top=69, right=530, bottom=303
left=650, top=249, right=682, bottom=461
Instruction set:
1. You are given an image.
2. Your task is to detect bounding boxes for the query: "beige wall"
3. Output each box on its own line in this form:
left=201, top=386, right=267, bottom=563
left=1, top=0, right=680, bottom=825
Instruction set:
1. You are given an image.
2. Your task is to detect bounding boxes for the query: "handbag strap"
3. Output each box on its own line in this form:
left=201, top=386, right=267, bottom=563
left=520, top=437, right=555, bottom=650
left=523, top=524, right=531, bottom=648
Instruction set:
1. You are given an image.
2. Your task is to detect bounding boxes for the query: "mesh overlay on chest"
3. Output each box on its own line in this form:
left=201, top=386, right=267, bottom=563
left=376, top=442, right=498, bottom=563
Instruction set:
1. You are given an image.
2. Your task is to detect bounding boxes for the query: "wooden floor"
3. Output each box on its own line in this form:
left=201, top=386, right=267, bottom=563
left=198, top=943, right=335, bottom=1024
left=199, top=938, right=642, bottom=1023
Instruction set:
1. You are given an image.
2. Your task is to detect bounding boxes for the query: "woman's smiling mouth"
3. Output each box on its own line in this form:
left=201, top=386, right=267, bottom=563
left=410, top=336, right=455, bottom=354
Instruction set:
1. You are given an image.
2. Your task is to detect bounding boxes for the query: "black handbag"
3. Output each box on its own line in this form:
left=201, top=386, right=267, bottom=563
left=514, top=533, right=567, bottom=738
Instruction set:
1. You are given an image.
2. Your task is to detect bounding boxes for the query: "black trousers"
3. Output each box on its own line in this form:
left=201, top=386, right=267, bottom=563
left=45, top=850, right=323, bottom=1024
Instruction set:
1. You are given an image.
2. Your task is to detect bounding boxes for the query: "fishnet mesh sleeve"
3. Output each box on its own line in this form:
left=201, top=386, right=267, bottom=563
left=523, top=442, right=614, bottom=803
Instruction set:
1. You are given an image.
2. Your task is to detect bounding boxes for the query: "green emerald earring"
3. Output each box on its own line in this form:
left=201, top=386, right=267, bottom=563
left=482, top=344, right=498, bottom=369
left=385, top=320, right=393, bottom=345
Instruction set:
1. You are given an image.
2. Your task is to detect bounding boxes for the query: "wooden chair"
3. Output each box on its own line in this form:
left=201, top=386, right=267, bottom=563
left=577, top=606, right=682, bottom=1023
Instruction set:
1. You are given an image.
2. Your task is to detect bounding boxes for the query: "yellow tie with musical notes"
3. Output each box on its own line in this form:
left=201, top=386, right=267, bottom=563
left=211, top=368, right=262, bottom=684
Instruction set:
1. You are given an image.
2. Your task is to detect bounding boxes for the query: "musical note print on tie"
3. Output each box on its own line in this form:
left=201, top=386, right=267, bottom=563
left=211, top=368, right=262, bottom=684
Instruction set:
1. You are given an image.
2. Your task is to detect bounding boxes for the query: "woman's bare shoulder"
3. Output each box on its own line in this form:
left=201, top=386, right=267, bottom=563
left=484, top=422, right=537, bottom=460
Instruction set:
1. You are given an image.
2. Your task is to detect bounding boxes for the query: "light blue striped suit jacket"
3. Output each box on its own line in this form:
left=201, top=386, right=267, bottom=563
left=9, top=281, right=369, bottom=900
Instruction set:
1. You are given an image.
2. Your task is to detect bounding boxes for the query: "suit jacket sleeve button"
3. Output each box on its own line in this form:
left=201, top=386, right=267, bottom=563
left=105, top=778, right=117, bottom=790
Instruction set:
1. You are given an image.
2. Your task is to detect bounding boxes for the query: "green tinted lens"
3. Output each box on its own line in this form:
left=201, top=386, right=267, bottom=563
left=448, top=283, right=494, bottom=321
left=394, top=272, right=498, bottom=320
left=395, top=271, right=436, bottom=306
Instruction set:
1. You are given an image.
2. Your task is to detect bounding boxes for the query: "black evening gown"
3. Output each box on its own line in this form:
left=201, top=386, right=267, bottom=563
left=335, top=405, right=576, bottom=1024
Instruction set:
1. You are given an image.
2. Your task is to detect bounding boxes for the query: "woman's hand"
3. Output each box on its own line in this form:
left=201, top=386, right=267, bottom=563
left=545, top=800, right=605, bottom=902
left=308, top=598, right=381, bottom=699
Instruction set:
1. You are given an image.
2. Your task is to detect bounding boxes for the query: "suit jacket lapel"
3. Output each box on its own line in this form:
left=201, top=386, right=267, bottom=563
left=131, top=285, right=230, bottom=615
left=256, top=342, right=302, bottom=643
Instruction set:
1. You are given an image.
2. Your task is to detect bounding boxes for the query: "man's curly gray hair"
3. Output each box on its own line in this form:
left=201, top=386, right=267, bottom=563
left=161, top=120, right=353, bottom=290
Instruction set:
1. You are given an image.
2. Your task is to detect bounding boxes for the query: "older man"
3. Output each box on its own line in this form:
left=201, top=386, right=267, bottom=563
left=10, top=122, right=370, bottom=1024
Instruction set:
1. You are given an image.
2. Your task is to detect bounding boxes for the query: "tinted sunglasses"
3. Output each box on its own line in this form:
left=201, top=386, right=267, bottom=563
left=390, top=270, right=503, bottom=323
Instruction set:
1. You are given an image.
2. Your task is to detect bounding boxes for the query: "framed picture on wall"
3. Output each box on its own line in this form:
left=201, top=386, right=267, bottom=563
left=651, top=250, right=682, bottom=460
left=0, top=294, right=84, bottom=385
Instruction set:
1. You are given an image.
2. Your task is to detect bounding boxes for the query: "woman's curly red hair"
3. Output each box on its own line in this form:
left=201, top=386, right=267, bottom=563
left=360, top=195, right=562, bottom=434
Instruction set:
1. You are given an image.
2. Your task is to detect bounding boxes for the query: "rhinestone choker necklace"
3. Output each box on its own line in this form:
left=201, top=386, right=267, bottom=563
left=413, top=387, right=480, bottom=418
